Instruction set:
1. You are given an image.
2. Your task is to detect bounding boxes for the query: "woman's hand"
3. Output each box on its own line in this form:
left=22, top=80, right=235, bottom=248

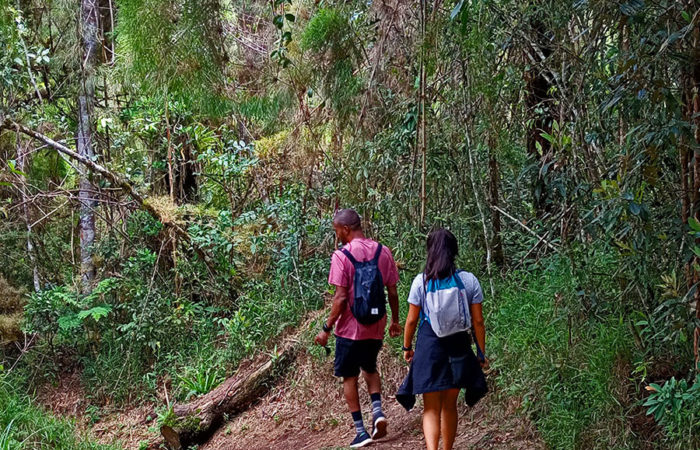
left=402, top=304, right=421, bottom=365
left=480, top=357, right=490, bottom=371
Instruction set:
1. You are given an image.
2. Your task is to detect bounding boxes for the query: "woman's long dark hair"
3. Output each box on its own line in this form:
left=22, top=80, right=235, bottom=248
left=424, top=228, right=459, bottom=280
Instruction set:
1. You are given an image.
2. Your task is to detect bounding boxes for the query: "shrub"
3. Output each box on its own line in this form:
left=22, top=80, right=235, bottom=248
left=300, top=8, right=349, bottom=55
left=644, top=376, right=700, bottom=448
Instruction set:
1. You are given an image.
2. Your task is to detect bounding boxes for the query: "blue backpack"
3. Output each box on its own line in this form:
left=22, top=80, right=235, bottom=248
left=341, top=244, right=386, bottom=325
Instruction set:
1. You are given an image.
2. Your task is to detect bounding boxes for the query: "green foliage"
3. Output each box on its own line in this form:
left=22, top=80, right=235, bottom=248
left=270, top=0, right=296, bottom=68
left=643, top=376, right=700, bottom=447
left=0, top=4, right=26, bottom=98
left=23, top=279, right=117, bottom=348
left=178, top=367, right=223, bottom=400
left=236, top=92, right=292, bottom=134
left=156, top=406, right=177, bottom=429
left=116, top=0, right=230, bottom=114
left=27, top=149, right=71, bottom=189
left=327, top=60, right=363, bottom=122
left=300, top=8, right=349, bottom=54
left=299, top=6, right=363, bottom=122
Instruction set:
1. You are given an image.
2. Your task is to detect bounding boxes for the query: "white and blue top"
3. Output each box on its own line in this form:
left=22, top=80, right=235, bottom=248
left=407, top=270, right=483, bottom=337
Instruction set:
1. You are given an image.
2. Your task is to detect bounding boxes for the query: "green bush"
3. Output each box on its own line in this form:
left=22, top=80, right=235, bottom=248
left=300, top=8, right=349, bottom=54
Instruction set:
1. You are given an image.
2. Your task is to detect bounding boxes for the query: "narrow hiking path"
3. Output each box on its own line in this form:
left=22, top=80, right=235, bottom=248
left=201, top=348, right=542, bottom=450
left=36, top=340, right=542, bottom=450
left=32, top=310, right=543, bottom=449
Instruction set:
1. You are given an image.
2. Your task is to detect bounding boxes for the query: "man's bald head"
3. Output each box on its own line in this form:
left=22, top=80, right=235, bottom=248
left=333, top=209, right=362, bottom=230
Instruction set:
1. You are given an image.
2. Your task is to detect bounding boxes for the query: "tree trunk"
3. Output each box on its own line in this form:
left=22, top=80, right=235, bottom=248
left=418, top=0, right=427, bottom=228
left=160, top=338, right=302, bottom=449
left=77, top=0, right=100, bottom=292
left=692, top=23, right=700, bottom=373
left=618, top=15, right=629, bottom=155
left=165, top=94, right=176, bottom=202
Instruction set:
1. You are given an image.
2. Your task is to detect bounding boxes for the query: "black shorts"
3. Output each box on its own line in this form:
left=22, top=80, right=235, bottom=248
left=334, top=336, right=383, bottom=378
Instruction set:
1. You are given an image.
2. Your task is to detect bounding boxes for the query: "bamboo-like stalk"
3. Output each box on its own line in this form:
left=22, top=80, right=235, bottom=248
left=419, top=0, right=427, bottom=227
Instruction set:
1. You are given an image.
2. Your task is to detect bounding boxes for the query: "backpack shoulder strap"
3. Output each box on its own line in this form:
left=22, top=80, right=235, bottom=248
left=453, top=271, right=466, bottom=290
left=371, top=243, right=383, bottom=264
left=457, top=269, right=486, bottom=361
left=340, top=248, right=357, bottom=265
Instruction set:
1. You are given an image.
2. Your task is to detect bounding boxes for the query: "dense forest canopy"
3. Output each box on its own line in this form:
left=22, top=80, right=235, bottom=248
left=1, top=0, right=699, bottom=448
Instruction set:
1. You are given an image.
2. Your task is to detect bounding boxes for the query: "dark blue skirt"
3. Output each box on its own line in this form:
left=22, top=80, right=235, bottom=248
left=396, top=321, right=487, bottom=409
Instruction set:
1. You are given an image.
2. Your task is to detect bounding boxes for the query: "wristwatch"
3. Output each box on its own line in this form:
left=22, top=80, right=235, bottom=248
left=322, top=323, right=332, bottom=333
left=402, top=345, right=412, bottom=352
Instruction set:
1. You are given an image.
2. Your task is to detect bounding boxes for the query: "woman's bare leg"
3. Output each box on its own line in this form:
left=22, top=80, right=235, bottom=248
left=439, top=389, right=460, bottom=450
left=423, top=391, right=442, bottom=450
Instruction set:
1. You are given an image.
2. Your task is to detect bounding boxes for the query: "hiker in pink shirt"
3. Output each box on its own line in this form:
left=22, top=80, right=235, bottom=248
left=315, top=209, right=401, bottom=448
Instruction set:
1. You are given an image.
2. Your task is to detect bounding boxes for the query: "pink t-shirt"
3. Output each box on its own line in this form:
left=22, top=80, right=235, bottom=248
left=328, top=238, right=399, bottom=340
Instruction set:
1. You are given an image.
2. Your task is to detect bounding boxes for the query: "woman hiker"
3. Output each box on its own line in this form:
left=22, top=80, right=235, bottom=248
left=397, top=228, right=489, bottom=450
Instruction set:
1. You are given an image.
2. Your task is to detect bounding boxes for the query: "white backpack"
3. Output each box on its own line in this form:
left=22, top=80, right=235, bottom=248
left=423, top=271, right=471, bottom=338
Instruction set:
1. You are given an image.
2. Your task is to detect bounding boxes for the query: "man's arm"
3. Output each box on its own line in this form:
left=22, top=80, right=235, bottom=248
left=326, top=285, right=349, bottom=329
left=387, top=284, right=401, bottom=337
left=314, top=285, right=348, bottom=347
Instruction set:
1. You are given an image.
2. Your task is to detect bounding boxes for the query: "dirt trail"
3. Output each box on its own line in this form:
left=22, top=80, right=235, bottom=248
left=36, top=340, right=542, bottom=449
left=201, top=347, right=542, bottom=450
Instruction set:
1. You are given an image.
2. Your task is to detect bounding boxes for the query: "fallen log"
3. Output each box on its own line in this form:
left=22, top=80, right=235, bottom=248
left=160, top=336, right=303, bottom=449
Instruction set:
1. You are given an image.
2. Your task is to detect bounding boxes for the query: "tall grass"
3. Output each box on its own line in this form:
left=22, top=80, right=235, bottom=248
left=488, top=258, right=636, bottom=448
left=0, top=373, right=117, bottom=450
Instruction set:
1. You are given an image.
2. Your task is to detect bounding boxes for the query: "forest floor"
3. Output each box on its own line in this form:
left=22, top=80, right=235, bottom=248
left=37, top=342, right=543, bottom=450
left=201, top=348, right=543, bottom=450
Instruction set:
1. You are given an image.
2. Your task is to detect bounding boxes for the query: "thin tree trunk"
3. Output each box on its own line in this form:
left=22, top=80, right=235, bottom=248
left=693, top=48, right=700, bottom=374
left=681, top=76, right=692, bottom=298
left=687, top=7, right=700, bottom=371
left=16, top=133, right=40, bottom=292
left=419, top=0, right=427, bottom=228
left=459, top=59, right=495, bottom=298
left=466, top=137, right=496, bottom=300
left=618, top=16, right=629, bottom=155
left=165, top=93, right=175, bottom=202
left=77, top=0, right=100, bottom=293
